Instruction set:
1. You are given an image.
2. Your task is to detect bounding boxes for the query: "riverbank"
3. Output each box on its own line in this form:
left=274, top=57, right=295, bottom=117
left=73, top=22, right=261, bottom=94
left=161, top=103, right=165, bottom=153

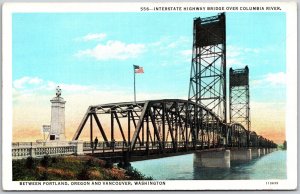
left=13, top=155, right=152, bottom=181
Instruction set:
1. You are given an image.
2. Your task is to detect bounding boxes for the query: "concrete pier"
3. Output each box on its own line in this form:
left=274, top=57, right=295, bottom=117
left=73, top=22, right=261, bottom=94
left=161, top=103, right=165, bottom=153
left=194, top=150, right=230, bottom=168
left=230, top=149, right=252, bottom=161
left=261, top=148, right=266, bottom=155
left=73, top=141, right=84, bottom=155
left=251, top=148, right=261, bottom=158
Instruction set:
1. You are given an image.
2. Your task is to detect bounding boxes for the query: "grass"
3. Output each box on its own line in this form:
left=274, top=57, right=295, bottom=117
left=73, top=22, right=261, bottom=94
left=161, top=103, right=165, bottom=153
left=13, top=155, right=152, bottom=181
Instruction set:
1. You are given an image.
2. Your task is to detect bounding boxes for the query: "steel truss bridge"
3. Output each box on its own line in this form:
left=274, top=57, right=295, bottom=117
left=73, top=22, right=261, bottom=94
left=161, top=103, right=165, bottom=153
left=72, top=99, right=276, bottom=162
left=72, top=13, right=277, bottom=162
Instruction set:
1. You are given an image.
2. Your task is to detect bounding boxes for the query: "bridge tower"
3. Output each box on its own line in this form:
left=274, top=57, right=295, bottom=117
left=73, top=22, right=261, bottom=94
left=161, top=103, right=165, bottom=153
left=229, top=66, right=250, bottom=146
left=188, top=13, right=227, bottom=123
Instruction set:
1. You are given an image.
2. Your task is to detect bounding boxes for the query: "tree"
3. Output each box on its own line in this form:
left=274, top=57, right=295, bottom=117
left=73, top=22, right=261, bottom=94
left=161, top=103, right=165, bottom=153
left=283, top=140, right=287, bottom=150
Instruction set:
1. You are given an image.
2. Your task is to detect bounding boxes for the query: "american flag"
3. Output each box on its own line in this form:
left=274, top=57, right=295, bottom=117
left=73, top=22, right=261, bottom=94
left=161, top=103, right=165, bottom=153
left=134, top=65, right=144, bottom=74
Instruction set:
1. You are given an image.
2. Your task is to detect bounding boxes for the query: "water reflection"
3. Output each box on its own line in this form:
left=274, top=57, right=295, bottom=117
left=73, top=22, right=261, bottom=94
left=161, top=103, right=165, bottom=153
left=193, top=167, right=235, bottom=180
left=131, top=150, right=286, bottom=180
left=192, top=157, right=259, bottom=180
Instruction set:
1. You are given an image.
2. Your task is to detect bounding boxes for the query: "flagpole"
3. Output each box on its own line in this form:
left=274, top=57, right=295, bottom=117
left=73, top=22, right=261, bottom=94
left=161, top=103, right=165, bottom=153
left=133, top=65, right=136, bottom=104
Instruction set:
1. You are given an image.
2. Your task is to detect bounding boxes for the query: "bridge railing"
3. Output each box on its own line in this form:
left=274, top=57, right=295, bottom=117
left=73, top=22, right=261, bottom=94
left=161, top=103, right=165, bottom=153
left=12, top=141, right=84, bottom=160
left=83, top=141, right=211, bottom=153
left=12, top=141, right=72, bottom=148
left=84, top=141, right=130, bottom=151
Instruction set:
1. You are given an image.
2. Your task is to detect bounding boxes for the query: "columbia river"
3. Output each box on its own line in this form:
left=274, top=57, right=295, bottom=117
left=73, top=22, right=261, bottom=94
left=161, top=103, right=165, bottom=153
left=131, top=150, right=286, bottom=180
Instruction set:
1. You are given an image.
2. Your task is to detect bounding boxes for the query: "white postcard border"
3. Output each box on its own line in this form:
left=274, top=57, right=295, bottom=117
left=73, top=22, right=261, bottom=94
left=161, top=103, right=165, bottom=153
left=2, top=2, right=297, bottom=190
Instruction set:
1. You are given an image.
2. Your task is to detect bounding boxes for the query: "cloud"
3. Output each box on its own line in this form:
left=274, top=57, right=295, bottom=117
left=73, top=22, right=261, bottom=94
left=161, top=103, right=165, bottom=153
left=177, top=45, right=261, bottom=68
left=12, top=78, right=174, bottom=142
left=12, top=77, right=285, bottom=143
left=227, top=58, right=247, bottom=68
left=13, top=76, right=43, bottom=89
left=151, top=36, right=190, bottom=51
left=227, top=45, right=262, bottom=68
left=12, top=82, right=285, bottom=143
left=244, top=48, right=260, bottom=53
left=180, top=49, right=192, bottom=57
left=165, top=36, right=189, bottom=49
left=264, top=72, right=286, bottom=85
left=74, top=35, right=191, bottom=63
left=76, top=33, right=107, bottom=42
left=179, top=45, right=261, bottom=67
left=252, top=72, right=286, bottom=87
left=179, top=49, right=193, bottom=63
left=13, top=76, right=175, bottom=105
left=227, top=45, right=261, bottom=55
left=75, top=40, right=145, bottom=60
left=60, top=83, right=93, bottom=92
left=46, top=81, right=93, bottom=92
left=147, top=36, right=192, bottom=64
left=13, top=77, right=94, bottom=101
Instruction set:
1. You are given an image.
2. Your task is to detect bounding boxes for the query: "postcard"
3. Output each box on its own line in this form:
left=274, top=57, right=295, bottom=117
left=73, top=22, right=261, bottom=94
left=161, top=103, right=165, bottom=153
left=2, top=2, right=297, bottom=191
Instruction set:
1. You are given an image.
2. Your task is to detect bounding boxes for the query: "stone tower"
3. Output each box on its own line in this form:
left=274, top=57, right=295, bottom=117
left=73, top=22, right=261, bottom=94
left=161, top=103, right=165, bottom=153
left=49, top=86, right=66, bottom=141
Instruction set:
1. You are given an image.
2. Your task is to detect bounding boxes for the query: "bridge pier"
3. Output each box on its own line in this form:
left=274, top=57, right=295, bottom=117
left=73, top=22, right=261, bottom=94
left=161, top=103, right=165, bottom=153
left=251, top=148, right=261, bottom=158
left=261, top=148, right=266, bottom=155
left=230, top=149, right=252, bottom=161
left=72, top=141, right=84, bottom=155
left=194, top=150, right=230, bottom=168
left=118, top=150, right=131, bottom=169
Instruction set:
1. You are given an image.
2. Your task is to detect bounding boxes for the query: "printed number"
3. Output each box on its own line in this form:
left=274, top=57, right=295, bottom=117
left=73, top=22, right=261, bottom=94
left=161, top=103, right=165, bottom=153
left=266, top=181, right=278, bottom=185
left=141, top=7, right=150, bottom=11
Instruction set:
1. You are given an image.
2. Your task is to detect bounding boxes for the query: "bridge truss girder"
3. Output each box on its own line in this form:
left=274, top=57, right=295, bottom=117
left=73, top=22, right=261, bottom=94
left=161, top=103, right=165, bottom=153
left=72, top=99, right=277, bottom=155
left=72, top=99, right=229, bottom=153
left=227, top=123, right=248, bottom=148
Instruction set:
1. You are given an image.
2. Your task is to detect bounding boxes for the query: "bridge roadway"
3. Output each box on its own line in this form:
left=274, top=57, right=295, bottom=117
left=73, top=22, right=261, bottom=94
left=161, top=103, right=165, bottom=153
left=82, top=141, right=275, bottom=164
left=84, top=141, right=200, bottom=162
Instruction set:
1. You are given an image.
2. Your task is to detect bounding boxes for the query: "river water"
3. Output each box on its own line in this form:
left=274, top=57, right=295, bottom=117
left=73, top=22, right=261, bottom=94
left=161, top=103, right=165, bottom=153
left=131, top=150, right=286, bottom=180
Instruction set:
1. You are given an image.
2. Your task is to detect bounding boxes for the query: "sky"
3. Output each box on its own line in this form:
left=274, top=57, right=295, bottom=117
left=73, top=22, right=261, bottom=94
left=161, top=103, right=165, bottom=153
left=12, top=12, right=286, bottom=144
